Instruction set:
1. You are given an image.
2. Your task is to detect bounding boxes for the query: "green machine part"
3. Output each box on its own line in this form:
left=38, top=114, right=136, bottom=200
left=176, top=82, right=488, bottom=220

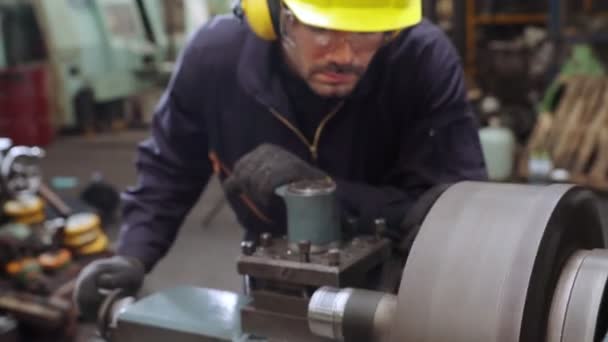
left=112, top=286, right=257, bottom=342
left=30, top=0, right=168, bottom=129
left=0, top=0, right=46, bottom=69
left=1, top=0, right=232, bottom=129
left=162, top=0, right=232, bottom=62
left=0, top=8, right=6, bottom=69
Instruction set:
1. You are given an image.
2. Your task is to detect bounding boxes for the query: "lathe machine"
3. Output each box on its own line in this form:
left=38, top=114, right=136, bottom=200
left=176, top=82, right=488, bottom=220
left=94, top=180, right=608, bottom=342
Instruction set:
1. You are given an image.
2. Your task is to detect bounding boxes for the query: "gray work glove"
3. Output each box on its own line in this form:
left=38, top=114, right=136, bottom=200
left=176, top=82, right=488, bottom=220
left=224, top=144, right=329, bottom=206
left=73, top=255, right=145, bottom=321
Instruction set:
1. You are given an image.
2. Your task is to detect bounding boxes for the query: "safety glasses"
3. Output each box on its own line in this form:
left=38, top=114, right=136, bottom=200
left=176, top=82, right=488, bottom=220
left=280, top=8, right=393, bottom=53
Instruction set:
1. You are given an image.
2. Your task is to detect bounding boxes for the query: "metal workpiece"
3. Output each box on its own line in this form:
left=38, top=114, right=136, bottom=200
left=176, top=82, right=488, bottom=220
left=392, top=181, right=605, bottom=342
left=276, top=178, right=341, bottom=252
left=308, top=287, right=397, bottom=342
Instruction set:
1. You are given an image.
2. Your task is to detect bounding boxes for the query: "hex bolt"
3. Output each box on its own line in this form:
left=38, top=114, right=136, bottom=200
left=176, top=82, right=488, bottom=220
left=328, top=248, right=341, bottom=266
left=261, top=232, right=273, bottom=248
left=241, top=241, right=255, bottom=256
left=298, top=240, right=311, bottom=263
left=374, top=218, right=387, bottom=239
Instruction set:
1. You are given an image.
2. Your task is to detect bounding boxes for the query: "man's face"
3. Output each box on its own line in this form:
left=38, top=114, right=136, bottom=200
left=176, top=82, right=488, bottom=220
left=281, top=10, right=388, bottom=98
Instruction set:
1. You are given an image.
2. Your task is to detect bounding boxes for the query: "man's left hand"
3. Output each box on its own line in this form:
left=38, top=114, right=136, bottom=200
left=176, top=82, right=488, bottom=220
left=223, top=144, right=328, bottom=206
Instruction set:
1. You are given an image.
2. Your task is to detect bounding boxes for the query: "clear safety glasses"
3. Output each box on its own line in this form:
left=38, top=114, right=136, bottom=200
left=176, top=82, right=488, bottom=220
left=280, top=8, right=393, bottom=53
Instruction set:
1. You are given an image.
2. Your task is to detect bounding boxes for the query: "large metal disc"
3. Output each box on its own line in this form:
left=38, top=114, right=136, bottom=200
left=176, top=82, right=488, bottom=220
left=391, top=181, right=605, bottom=342
left=551, top=249, right=608, bottom=342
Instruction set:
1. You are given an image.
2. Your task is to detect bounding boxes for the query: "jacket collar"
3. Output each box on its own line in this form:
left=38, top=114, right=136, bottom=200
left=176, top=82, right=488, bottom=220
left=237, top=32, right=291, bottom=114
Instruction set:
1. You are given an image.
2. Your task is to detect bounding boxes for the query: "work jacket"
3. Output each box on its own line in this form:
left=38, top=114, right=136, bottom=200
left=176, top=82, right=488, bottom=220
left=116, top=16, right=487, bottom=271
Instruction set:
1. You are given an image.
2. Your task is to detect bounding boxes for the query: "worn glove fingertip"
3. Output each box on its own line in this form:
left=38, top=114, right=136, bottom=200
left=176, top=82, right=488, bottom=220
left=74, top=270, right=105, bottom=321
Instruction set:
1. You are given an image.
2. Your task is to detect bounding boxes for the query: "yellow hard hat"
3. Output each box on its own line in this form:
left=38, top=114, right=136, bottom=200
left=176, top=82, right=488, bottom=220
left=283, top=0, right=422, bottom=32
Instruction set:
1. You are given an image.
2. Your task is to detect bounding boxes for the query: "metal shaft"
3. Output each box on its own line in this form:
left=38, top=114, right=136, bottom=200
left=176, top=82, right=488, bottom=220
left=308, top=287, right=397, bottom=342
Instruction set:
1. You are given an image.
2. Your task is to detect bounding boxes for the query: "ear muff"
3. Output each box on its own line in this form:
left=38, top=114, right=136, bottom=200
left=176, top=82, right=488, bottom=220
left=237, top=0, right=281, bottom=41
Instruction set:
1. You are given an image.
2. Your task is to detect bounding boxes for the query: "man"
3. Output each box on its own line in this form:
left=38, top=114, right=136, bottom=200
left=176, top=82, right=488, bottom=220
left=74, top=0, right=487, bottom=319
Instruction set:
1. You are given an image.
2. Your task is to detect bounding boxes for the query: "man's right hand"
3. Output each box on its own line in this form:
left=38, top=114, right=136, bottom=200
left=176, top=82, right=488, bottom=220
left=73, top=255, right=145, bottom=321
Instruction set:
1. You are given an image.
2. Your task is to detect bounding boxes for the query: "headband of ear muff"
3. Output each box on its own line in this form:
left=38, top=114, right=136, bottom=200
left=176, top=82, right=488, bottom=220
left=235, top=0, right=281, bottom=41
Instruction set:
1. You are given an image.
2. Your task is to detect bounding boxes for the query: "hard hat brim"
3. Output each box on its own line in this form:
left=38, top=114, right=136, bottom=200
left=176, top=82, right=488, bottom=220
left=283, top=0, right=422, bottom=33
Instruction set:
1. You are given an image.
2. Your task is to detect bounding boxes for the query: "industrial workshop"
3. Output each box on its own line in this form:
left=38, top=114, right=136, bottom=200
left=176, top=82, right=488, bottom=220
left=2, top=0, right=608, bottom=341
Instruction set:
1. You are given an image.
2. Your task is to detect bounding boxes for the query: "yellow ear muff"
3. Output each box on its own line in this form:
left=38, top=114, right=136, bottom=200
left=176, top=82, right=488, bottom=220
left=242, top=0, right=278, bottom=41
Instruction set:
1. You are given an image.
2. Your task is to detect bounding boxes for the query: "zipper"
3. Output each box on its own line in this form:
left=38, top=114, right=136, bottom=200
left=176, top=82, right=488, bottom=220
left=268, top=101, right=345, bottom=162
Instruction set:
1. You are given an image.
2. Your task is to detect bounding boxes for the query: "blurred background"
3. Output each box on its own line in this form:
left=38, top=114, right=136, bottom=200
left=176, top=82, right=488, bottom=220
left=0, top=0, right=607, bottom=341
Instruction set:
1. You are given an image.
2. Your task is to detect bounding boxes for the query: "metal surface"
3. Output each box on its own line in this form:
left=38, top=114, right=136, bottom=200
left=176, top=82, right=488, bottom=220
left=547, top=251, right=587, bottom=342
left=237, top=237, right=391, bottom=287
left=560, top=249, right=608, bottom=342
left=372, top=294, right=397, bottom=342
left=392, top=181, right=605, bottom=342
left=240, top=304, right=328, bottom=342
left=112, top=286, right=251, bottom=342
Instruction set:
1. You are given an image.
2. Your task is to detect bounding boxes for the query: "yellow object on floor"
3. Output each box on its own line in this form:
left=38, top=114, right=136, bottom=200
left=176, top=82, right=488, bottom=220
left=63, top=226, right=102, bottom=248
left=63, top=212, right=104, bottom=248
left=62, top=212, right=109, bottom=255
left=64, top=212, right=101, bottom=237
left=14, top=211, right=46, bottom=225
left=4, top=195, right=44, bottom=217
left=4, top=195, right=46, bottom=224
left=77, top=233, right=109, bottom=255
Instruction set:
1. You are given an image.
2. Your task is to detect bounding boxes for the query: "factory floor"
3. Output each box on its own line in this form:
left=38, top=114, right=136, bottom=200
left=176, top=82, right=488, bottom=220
left=39, top=130, right=244, bottom=341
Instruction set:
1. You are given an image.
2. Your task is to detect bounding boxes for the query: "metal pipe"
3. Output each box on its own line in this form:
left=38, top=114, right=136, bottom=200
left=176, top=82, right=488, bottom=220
left=276, top=179, right=341, bottom=252
left=308, top=287, right=397, bottom=342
